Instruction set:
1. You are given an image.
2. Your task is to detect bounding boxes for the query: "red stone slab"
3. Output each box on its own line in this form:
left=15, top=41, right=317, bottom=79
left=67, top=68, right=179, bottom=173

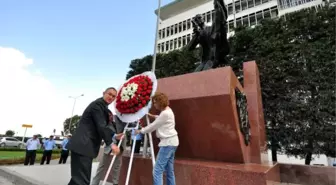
left=243, top=61, right=268, bottom=164
left=150, top=66, right=250, bottom=163
left=116, top=155, right=280, bottom=185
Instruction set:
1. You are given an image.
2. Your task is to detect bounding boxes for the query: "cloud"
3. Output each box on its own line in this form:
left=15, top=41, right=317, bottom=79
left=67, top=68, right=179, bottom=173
left=0, top=47, right=68, bottom=137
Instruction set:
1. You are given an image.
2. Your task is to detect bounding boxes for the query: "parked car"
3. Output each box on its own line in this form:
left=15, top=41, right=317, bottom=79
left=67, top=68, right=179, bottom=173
left=54, top=137, right=63, bottom=149
left=0, top=137, right=25, bottom=148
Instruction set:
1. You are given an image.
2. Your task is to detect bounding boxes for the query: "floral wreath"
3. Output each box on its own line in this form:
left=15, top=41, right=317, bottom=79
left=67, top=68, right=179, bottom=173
left=113, top=71, right=158, bottom=123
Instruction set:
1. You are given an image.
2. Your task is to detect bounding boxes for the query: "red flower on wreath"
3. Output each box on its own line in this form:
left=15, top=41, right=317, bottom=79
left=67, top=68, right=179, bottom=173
left=115, top=75, right=153, bottom=114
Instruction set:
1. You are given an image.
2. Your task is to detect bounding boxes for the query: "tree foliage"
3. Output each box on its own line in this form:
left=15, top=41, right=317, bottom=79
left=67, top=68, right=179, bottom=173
left=126, top=49, right=199, bottom=80
left=125, top=6, right=335, bottom=163
left=5, top=130, right=15, bottom=137
left=63, top=115, right=81, bottom=135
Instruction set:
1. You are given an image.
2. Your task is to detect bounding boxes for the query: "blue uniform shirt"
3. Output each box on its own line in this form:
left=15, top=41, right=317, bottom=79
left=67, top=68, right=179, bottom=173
left=131, top=129, right=142, bottom=141
left=61, top=138, right=69, bottom=150
left=44, top=139, right=56, bottom=150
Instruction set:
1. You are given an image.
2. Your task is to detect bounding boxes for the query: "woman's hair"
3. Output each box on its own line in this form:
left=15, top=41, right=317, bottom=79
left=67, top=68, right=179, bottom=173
left=152, top=92, right=169, bottom=109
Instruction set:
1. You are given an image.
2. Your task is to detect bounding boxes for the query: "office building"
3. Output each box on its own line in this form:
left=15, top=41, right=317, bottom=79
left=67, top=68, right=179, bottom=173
left=156, top=0, right=325, bottom=53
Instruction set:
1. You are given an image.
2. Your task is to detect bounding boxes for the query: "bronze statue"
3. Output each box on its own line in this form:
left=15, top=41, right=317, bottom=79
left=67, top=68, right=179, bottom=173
left=187, top=0, right=230, bottom=72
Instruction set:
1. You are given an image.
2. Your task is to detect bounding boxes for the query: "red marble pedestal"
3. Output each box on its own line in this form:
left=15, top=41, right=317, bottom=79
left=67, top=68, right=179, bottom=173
left=117, top=154, right=280, bottom=185
left=154, top=66, right=250, bottom=163
left=107, top=62, right=279, bottom=185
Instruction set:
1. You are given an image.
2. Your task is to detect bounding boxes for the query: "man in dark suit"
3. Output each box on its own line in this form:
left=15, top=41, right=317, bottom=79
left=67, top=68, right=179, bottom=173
left=67, top=87, right=123, bottom=185
left=91, top=111, right=127, bottom=185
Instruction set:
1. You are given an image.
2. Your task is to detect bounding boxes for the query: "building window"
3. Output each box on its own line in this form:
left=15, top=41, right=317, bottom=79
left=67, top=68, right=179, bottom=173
left=235, top=1, right=241, bottom=13
left=158, top=30, right=162, bottom=39
left=241, top=0, right=248, bottom=10
left=182, top=36, right=186, bottom=46
left=263, top=9, right=271, bottom=19
left=167, top=27, right=170, bottom=37
left=228, top=4, right=233, bottom=15
left=249, top=13, right=256, bottom=26
left=174, top=39, right=177, bottom=49
left=183, top=21, right=186, bottom=31
left=187, top=19, right=191, bottom=30
left=178, top=37, right=182, bottom=48
left=270, top=7, right=278, bottom=18
left=229, top=21, right=234, bottom=32
left=179, top=22, right=182, bottom=33
left=175, top=24, right=178, bottom=33
left=187, top=34, right=191, bottom=43
left=162, top=28, right=166, bottom=38
left=169, top=40, right=173, bottom=50
left=157, top=44, right=161, bottom=53
left=248, top=0, right=254, bottom=8
left=206, top=11, right=211, bottom=23
left=256, top=11, right=263, bottom=24
left=255, top=0, right=262, bottom=6
left=171, top=25, right=174, bottom=35
left=242, top=15, right=249, bottom=26
left=236, top=17, right=243, bottom=27
left=165, top=41, right=169, bottom=51
left=161, top=44, right=164, bottom=52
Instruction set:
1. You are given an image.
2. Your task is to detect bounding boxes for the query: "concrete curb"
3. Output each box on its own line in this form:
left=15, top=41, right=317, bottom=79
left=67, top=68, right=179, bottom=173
left=0, top=167, right=46, bottom=185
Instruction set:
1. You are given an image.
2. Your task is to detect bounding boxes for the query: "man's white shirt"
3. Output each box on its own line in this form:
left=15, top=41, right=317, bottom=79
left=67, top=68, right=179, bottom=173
left=26, top=138, right=40, bottom=150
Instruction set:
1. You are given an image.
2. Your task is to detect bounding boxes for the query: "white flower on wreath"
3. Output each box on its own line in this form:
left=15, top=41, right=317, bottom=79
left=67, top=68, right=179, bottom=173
left=120, top=82, right=138, bottom=102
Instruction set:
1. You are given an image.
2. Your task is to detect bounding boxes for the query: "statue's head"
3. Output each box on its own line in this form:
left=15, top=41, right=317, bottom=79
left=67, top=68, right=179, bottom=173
left=193, top=14, right=204, bottom=27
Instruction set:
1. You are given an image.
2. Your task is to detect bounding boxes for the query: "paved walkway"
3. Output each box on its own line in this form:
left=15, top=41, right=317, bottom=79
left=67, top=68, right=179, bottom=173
left=0, top=175, right=14, bottom=185
left=1, top=161, right=113, bottom=185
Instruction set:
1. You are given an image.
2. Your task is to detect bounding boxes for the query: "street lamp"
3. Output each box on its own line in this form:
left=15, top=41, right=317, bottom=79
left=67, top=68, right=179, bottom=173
left=68, top=94, right=84, bottom=133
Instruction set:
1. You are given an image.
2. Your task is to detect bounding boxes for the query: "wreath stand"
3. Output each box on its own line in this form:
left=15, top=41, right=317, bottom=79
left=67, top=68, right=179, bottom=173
left=102, top=116, right=156, bottom=185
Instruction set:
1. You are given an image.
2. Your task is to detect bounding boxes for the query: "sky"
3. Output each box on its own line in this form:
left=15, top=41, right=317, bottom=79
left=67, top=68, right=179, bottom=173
left=0, top=0, right=174, bottom=137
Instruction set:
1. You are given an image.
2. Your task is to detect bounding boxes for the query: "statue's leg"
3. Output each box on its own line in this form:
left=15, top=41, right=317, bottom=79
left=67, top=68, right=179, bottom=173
left=194, top=62, right=205, bottom=72
left=203, top=60, right=214, bottom=71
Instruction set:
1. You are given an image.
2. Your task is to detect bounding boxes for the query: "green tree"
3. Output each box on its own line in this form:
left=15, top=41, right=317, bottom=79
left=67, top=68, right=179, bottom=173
left=63, top=115, right=81, bottom=134
left=126, top=49, right=198, bottom=80
left=5, top=130, right=15, bottom=137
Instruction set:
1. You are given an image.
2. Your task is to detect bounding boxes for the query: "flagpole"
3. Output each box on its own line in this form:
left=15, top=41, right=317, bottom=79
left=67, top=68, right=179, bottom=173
left=143, top=0, right=161, bottom=158
left=151, top=0, right=161, bottom=72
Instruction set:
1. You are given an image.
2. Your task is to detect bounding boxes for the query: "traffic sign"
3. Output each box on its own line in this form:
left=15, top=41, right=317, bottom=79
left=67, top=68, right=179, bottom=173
left=22, top=124, right=33, bottom=128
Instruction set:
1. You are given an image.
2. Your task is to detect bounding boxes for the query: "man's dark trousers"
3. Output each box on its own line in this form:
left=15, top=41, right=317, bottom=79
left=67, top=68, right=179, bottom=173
left=59, top=149, right=70, bottom=164
left=40, top=150, right=52, bottom=165
left=24, top=150, right=36, bottom=165
left=68, top=151, right=93, bottom=185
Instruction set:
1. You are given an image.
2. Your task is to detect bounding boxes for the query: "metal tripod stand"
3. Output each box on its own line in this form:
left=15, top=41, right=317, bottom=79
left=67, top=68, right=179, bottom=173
left=102, top=115, right=156, bottom=185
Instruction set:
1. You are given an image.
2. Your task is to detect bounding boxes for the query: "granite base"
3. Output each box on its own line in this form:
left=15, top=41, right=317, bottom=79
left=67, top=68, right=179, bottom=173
left=116, top=155, right=280, bottom=185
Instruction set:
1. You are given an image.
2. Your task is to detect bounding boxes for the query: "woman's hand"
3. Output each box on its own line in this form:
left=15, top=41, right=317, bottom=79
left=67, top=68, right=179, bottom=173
left=134, top=129, right=141, bottom=135
left=115, top=133, right=124, bottom=140
left=147, top=113, right=158, bottom=119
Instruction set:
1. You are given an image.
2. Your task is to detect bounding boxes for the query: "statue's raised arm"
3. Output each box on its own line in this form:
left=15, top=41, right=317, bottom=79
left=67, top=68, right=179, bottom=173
left=186, top=14, right=203, bottom=51
left=185, top=0, right=230, bottom=72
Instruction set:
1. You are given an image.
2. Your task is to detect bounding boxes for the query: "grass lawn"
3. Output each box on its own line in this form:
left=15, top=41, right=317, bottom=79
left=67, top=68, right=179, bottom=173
left=0, top=151, right=40, bottom=159
left=0, top=151, right=61, bottom=165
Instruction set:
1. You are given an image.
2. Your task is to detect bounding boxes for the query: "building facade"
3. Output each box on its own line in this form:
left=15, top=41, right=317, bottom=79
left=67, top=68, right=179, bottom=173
left=156, top=0, right=324, bottom=53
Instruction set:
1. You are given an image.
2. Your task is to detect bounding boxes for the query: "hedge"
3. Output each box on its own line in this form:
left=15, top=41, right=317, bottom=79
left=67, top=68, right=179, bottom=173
left=0, top=154, right=61, bottom=165
left=0, top=148, right=62, bottom=154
